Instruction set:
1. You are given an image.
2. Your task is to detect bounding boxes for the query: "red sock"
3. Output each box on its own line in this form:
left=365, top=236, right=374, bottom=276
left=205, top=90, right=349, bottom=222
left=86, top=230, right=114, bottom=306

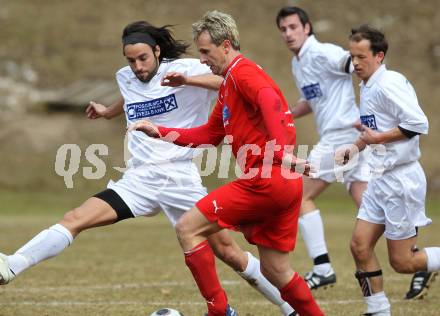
left=184, top=240, right=228, bottom=316
left=280, top=272, right=325, bottom=316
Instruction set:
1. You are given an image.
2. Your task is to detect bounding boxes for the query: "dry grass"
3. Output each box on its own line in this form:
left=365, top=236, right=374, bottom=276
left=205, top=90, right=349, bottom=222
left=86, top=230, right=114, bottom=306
left=0, top=195, right=439, bottom=316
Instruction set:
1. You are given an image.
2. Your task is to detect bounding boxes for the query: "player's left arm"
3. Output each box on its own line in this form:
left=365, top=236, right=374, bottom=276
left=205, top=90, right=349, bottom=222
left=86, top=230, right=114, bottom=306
left=161, top=72, right=222, bottom=90
left=335, top=122, right=422, bottom=166
left=359, top=125, right=407, bottom=145
left=257, top=87, right=313, bottom=176
left=340, top=124, right=420, bottom=165
left=236, top=66, right=288, bottom=156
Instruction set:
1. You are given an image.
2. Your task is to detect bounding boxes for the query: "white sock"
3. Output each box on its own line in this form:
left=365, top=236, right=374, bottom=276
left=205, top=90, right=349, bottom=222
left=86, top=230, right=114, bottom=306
left=8, top=224, right=73, bottom=275
left=237, top=252, right=295, bottom=316
left=299, top=210, right=332, bottom=270
left=364, top=291, right=390, bottom=315
left=313, top=263, right=333, bottom=276
left=424, top=247, right=440, bottom=272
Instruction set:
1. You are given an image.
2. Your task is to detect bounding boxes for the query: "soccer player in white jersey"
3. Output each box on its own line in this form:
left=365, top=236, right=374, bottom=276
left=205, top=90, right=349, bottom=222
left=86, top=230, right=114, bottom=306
left=276, top=6, right=370, bottom=290
left=335, top=24, right=440, bottom=315
left=0, top=21, right=296, bottom=316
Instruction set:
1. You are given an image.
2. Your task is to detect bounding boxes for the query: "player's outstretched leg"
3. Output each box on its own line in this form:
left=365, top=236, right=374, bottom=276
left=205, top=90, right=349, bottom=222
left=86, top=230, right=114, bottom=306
left=0, top=253, right=16, bottom=285
left=0, top=196, right=119, bottom=285
left=0, top=223, right=73, bottom=284
left=208, top=230, right=296, bottom=315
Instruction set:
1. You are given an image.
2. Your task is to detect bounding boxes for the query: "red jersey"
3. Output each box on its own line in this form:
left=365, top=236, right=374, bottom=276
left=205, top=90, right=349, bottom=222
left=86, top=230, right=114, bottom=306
left=159, top=55, right=296, bottom=174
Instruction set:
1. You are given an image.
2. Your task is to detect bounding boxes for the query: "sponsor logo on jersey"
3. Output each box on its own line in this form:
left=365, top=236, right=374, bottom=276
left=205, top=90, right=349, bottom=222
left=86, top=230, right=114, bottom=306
left=301, top=82, right=323, bottom=100
left=360, top=114, right=378, bottom=130
left=126, top=94, right=178, bottom=120
left=223, top=104, right=230, bottom=126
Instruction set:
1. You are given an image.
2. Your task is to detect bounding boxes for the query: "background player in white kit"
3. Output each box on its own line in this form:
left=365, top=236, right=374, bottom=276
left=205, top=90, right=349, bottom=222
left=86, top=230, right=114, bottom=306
left=276, top=6, right=370, bottom=289
left=0, top=21, right=296, bottom=316
left=336, top=24, right=440, bottom=315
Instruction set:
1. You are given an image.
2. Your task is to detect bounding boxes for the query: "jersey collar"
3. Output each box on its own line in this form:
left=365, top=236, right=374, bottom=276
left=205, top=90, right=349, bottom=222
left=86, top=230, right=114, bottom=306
left=298, top=35, right=317, bottom=59
left=222, top=54, right=243, bottom=78
left=361, top=64, right=387, bottom=88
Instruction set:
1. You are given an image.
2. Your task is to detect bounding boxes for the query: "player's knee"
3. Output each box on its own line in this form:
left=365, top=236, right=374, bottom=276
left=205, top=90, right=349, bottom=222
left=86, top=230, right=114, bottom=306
left=389, top=255, right=416, bottom=274
left=350, top=237, right=372, bottom=262
left=175, top=216, right=192, bottom=244
left=61, top=208, right=82, bottom=226
left=60, top=208, right=84, bottom=235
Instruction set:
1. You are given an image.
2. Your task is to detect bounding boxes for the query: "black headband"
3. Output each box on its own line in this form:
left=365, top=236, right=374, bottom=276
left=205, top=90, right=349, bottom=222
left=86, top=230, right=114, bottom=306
left=122, top=32, right=157, bottom=47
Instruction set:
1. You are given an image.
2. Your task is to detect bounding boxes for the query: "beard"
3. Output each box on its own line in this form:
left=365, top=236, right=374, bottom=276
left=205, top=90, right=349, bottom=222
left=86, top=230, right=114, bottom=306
left=136, top=57, right=159, bottom=83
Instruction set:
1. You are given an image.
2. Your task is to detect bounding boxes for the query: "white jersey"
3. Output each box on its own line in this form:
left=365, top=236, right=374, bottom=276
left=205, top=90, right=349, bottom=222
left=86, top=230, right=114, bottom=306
left=292, top=35, right=359, bottom=138
left=359, top=65, right=429, bottom=172
left=116, top=58, right=216, bottom=167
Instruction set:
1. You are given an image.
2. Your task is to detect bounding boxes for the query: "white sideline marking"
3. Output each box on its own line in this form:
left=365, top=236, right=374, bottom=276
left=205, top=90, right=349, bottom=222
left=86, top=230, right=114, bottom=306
left=0, top=298, right=406, bottom=307
left=0, top=275, right=409, bottom=294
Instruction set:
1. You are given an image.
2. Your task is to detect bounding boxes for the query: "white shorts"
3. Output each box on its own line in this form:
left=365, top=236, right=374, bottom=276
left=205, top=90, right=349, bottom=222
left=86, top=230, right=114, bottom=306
left=358, top=161, right=432, bottom=240
left=107, top=160, right=207, bottom=226
left=308, top=128, right=370, bottom=186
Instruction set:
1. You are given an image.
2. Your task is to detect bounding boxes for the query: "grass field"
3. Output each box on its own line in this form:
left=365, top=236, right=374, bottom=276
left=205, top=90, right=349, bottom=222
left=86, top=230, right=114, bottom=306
left=0, top=190, right=439, bottom=316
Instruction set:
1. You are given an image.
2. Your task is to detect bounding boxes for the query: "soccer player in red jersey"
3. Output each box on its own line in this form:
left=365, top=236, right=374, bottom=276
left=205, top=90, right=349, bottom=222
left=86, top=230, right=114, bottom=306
left=129, top=11, right=324, bottom=316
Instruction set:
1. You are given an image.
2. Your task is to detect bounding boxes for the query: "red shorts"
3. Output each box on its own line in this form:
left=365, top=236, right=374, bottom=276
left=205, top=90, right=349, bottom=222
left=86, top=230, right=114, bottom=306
left=196, top=166, right=302, bottom=252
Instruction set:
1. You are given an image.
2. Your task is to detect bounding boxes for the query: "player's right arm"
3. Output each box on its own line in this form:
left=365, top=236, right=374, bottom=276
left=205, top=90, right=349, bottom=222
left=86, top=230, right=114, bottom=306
left=161, top=72, right=222, bottom=90
left=289, top=99, right=312, bottom=119
left=85, top=96, right=124, bottom=120
left=334, top=137, right=366, bottom=166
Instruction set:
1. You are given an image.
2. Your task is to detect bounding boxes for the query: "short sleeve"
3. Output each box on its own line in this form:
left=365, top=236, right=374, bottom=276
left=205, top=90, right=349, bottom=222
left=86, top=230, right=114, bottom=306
left=115, top=67, right=130, bottom=103
left=185, top=59, right=212, bottom=77
left=381, top=77, right=428, bottom=134
left=320, top=45, right=353, bottom=75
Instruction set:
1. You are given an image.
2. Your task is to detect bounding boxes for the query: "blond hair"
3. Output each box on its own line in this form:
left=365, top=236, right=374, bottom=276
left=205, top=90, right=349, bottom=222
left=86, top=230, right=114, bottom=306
left=192, top=10, right=240, bottom=50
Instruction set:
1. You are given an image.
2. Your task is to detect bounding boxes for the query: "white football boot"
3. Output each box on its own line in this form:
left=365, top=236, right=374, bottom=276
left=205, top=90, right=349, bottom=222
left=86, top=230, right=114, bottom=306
left=0, top=253, right=15, bottom=285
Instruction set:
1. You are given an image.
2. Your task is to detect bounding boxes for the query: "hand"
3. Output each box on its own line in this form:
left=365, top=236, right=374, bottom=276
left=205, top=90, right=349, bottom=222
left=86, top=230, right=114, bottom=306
left=360, top=126, right=382, bottom=144
left=335, top=144, right=358, bottom=165
left=127, top=120, right=161, bottom=138
left=161, top=72, right=187, bottom=87
left=353, top=120, right=363, bottom=131
left=285, top=154, right=314, bottom=177
left=86, top=101, right=108, bottom=119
